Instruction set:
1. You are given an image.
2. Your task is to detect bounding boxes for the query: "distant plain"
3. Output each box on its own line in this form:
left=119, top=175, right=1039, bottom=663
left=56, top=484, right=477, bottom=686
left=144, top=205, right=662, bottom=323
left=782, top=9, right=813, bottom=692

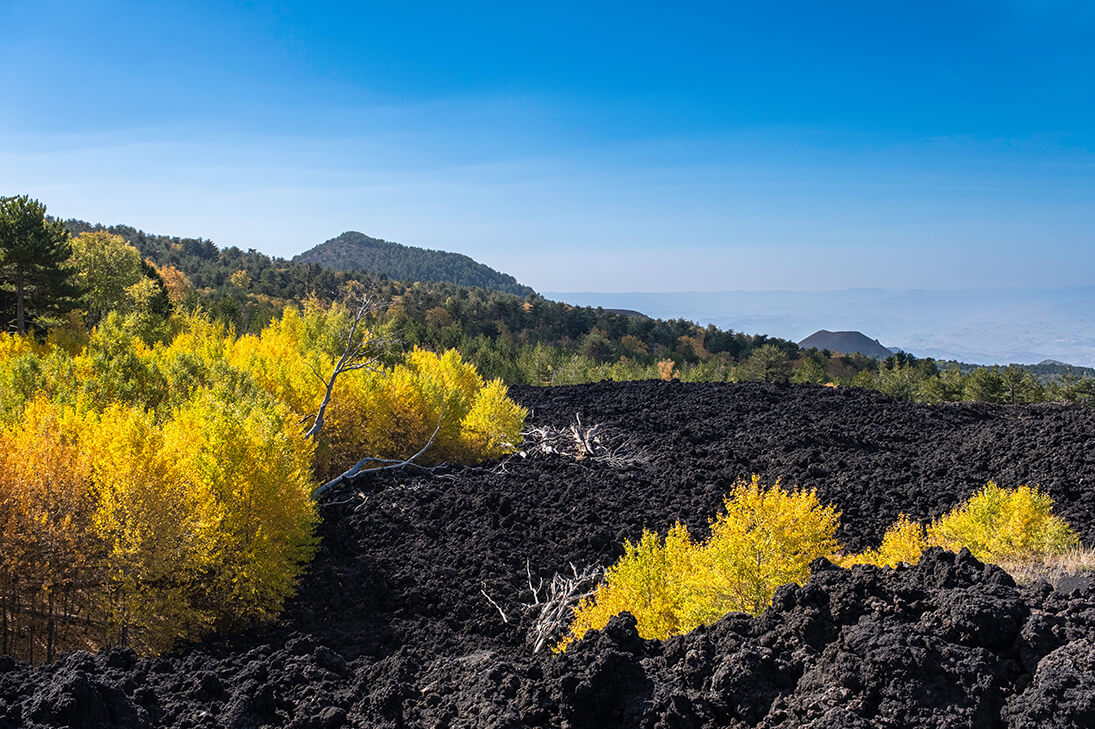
left=546, top=287, right=1095, bottom=368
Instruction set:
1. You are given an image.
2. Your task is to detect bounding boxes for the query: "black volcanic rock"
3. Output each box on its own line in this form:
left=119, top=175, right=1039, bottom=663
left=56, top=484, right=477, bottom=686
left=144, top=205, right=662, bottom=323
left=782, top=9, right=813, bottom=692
left=799, top=329, right=896, bottom=358
left=3, top=381, right=1095, bottom=728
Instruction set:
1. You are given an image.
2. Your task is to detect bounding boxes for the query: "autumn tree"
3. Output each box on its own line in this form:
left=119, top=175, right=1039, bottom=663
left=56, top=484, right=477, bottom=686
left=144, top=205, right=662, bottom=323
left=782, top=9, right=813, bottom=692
left=0, top=196, right=81, bottom=334
left=0, top=295, right=528, bottom=660
left=558, top=477, right=840, bottom=649
left=0, top=398, right=95, bottom=662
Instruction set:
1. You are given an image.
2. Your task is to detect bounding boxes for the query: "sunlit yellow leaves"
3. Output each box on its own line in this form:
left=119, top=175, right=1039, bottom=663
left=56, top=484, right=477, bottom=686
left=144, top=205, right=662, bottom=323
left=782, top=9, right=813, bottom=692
left=322, top=347, right=527, bottom=477
left=927, top=482, right=1078, bottom=563
left=0, top=398, right=94, bottom=661
left=700, top=476, right=840, bottom=616
left=841, top=485, right=1080, bottom=570
left=557, top=477, right=840, bottom=650
left=167, top=391, right=317, bottom=617
left=840, top=514, right=928, bottom=568
left=460, top=379, right=527, bottom=461
left=0, top=301, right=525, bottom=660
left=556, top=523, right=698, bottom=651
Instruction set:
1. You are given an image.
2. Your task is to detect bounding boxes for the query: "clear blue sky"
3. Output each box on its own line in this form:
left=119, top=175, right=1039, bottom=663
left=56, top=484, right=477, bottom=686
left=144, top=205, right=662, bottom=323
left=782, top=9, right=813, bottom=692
left=2, top=1, right=1093, bottom=292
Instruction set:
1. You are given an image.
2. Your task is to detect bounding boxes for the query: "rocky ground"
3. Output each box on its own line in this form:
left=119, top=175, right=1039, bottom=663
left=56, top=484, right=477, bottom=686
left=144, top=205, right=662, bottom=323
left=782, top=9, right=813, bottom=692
left=3, top=381, right=1094, bottom=728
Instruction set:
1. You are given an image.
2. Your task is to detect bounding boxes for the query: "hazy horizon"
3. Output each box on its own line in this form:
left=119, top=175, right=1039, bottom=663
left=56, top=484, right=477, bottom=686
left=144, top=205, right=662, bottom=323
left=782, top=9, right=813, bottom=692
left=545, top=287, right=1095, bottom=368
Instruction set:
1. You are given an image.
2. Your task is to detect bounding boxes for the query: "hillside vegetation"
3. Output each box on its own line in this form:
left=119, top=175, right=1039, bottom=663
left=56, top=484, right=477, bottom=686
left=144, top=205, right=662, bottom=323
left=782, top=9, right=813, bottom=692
left=50, top=218, right=1095, bottom=408
left=294, top=231, right=534, bottom=296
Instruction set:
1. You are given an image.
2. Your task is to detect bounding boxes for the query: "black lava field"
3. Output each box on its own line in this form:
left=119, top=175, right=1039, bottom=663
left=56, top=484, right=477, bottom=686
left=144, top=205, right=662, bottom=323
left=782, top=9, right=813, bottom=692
left=5, top=381, right=1095, bottom=729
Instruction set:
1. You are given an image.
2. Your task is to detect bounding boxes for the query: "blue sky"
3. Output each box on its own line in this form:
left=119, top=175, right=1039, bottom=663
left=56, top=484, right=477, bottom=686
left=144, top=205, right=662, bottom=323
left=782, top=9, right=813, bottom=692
left=1, top=1, right=1093, bottom=291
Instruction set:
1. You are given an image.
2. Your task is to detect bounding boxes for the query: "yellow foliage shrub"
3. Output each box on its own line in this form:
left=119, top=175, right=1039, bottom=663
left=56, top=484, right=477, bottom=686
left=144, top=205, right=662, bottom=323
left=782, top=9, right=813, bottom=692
left=698, top=476, right=841, bottom=616
left=460, top=379, right=528, bottom=460
left=0, top=392, right=318, bottom=657
left=927, top=482, right=1079, bottom=563
left=0, top=303, right=526, bottom=659
left=557, top=477, right=841, bottom=650
left=86, top=404, right=222, bottom=649
left=842, top=484, right=1079, bottom=570
left=227, top=307, right=327, bottom=419
left=556, top=523, right=698, bottom=651
left=164, top=391, right=318, bottom=622
left=322, top=347, right=526, bottom=477
left=841, top=514, right=928, bottom=568
left=0, top=398, right=95, bottom=661
left=657, top=359, right=676, bottom=381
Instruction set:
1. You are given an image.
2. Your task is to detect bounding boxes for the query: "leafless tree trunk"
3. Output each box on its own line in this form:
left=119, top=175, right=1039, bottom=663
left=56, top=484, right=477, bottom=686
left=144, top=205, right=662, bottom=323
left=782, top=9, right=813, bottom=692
left=304, top=293, right=385, bottom=441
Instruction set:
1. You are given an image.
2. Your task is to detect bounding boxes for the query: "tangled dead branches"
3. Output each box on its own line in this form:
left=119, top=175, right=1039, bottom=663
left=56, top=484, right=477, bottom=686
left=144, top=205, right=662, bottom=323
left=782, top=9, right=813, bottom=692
left=524, top=561, right=602, bottom=653
left=520, top=414, right=648, bottom=468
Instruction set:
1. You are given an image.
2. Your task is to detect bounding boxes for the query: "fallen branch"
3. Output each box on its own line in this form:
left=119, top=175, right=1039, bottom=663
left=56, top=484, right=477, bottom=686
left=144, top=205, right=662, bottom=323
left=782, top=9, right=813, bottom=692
left=314, top=417, right=444, bottom=498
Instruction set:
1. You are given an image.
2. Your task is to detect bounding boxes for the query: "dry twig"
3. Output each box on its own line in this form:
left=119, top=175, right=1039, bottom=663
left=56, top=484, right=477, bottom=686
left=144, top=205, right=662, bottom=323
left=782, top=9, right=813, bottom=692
left=481, top=589, right=509, bottom=623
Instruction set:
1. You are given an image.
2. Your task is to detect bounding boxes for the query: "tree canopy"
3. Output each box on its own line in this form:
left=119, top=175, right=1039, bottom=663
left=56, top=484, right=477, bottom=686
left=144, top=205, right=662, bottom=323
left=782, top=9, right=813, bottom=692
left=0, top=196, right=81, bottom=334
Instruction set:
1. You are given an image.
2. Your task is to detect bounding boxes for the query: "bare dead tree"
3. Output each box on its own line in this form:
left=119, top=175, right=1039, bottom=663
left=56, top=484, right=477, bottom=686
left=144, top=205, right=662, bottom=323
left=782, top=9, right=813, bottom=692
left=521, top=414, right=648, bottom=468
left=304, top=292, right=387, bottom=441
left=523, top=561, right=602, bottom=653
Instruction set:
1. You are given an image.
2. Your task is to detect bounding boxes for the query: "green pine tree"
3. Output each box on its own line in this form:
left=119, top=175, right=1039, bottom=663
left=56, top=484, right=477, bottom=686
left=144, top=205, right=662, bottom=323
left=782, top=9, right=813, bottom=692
left=0, top=196, right=82, bottom=334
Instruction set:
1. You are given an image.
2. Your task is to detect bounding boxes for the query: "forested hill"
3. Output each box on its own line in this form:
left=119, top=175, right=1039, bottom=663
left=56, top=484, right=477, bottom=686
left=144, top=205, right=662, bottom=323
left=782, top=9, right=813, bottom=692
left=293, top=231, right=533, bottom=296
left=54, top=217, right=1095, bottom=403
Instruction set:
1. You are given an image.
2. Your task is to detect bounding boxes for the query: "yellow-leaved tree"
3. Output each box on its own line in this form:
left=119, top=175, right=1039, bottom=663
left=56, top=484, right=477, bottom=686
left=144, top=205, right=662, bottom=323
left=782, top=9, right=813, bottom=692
left=0, top=398, right=95, bottom=662
left=843, top=484, right=1079, bottom=569
left=323, top=347, right=526, bottom=475
left=85, top=404, right=222, bottom=651
left=840, top=514, right=928, bottom=569
left=0, top=297, right=527, bottom=661
left=927, top=483, right=1079, bottom=563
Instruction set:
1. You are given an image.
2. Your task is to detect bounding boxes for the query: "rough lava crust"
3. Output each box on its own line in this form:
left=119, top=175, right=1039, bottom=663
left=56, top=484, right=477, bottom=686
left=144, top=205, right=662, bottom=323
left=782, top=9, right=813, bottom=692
left=3, top=381, right=1094, bottom=728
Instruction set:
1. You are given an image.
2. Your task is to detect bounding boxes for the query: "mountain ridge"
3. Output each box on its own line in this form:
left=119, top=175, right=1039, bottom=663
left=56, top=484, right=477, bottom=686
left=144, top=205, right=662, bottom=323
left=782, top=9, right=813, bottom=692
left=798, top=329, right=896, bottom=359
left=293, top=231, right=533, bottom=296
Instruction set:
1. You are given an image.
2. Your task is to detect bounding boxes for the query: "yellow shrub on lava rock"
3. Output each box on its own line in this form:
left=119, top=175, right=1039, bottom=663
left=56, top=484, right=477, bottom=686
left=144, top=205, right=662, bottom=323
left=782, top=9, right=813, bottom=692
left=840, top=514, right=928, bottom=568
left=843, top=485, right=1079, bottom=569
left=556, top=476, right=841, bottom=650
left=927, top=482, right=1079, bottom=563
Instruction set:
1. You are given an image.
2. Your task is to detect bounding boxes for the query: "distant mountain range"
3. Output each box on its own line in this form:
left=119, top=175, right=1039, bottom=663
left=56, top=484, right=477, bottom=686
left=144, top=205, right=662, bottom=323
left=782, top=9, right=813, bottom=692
left=293, top=232, right=533, bottom=296
left=798, top=330, right=895, bottom=358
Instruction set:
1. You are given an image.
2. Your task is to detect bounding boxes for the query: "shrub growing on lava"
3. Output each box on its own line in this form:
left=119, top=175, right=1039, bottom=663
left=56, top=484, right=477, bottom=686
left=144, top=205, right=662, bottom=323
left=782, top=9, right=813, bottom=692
left=558, top=480, right=1082, bottom=652
left=840, top=485, right=1079, bottom=569
left=927, top=482, right=1079, bottom=563
left=0, top=304, right=527, bottom=661
left=840, top=514, right=928, bottom=568
left=556, top=476, right=840, bottom=650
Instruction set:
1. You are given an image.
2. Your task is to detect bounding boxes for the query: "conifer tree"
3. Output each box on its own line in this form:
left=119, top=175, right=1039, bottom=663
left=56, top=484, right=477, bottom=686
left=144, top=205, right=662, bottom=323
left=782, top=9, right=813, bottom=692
left=0, top=196, right=81, bottom=334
